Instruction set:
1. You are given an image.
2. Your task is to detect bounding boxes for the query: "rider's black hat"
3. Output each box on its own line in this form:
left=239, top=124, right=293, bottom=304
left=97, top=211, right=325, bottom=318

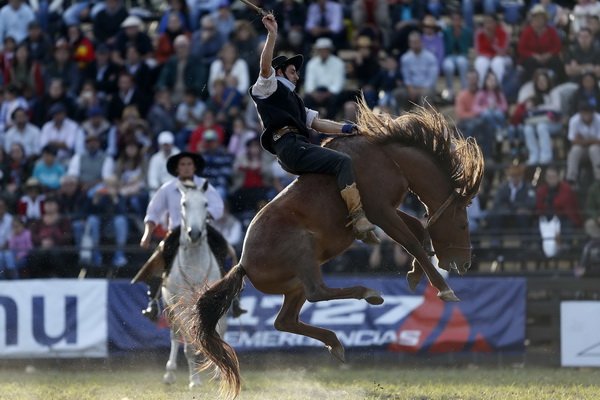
left=166, top=151, right=205, bottom=177
left=272, top=54, right=303, bottom=72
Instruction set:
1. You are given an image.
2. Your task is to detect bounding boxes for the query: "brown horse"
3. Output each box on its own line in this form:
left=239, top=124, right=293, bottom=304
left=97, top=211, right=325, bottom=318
left=185, top=100, right=484, bottom=399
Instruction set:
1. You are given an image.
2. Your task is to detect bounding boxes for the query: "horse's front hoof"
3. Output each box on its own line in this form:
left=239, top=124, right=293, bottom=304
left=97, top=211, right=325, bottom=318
left=406, top=273, right=421, bottom=293
left=327, top=343, right=346, bottom=363
left=437, top=289, right=460, bottom=302
left=163, top=371, right=176, bottom=385
left=364, top=289, right=384, bottom=305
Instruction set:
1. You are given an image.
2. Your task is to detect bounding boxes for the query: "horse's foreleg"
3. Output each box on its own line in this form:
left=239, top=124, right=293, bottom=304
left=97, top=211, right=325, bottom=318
left=164, top=329, right=179, bottom=385
left=377, top=210, right=458, bottom=302
left=395, top=211, right=426, bottom=292
left=274, top=287, right=345, bottom=362
left=184, top=341, right=202, bottom=388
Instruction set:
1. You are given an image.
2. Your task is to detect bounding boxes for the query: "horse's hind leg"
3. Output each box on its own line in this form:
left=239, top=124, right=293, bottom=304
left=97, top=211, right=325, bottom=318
left=274, top=287, right=346, bottom=362
left=184, top=341, right=202, bottom=388
left=164, top=329, right=179, bottom=384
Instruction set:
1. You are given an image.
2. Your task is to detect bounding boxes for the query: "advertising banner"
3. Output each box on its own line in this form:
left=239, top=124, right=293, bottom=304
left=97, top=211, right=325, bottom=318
left=0, top=279, right=108, bottom=358
left=561, top=301, right=600, bottom=367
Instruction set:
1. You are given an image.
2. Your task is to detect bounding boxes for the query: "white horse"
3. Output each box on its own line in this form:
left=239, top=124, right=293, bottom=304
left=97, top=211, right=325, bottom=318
left=161, top=180, right=226, bottom=388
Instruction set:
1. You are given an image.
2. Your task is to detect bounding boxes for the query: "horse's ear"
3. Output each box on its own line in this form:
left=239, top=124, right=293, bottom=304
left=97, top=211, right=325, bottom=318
left=201, top=180, right=209, bottom=192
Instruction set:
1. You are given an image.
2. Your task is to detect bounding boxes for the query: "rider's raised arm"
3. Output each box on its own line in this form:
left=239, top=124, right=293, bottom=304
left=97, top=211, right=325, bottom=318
left=259, top=15, right=277, bottom=79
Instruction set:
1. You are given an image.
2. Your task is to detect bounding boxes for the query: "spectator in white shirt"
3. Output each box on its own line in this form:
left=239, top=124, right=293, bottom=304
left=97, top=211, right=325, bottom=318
left=566, top=101, right=600, bottom=184
left=0, top=0, right=35, bottom=44
left=398, top=31, right=439, bottom=110
left=147, top=131, right=180, bottom=195
left=39, top=103, right=84, bottom=164
left=3, top=107, right=41, bottom=159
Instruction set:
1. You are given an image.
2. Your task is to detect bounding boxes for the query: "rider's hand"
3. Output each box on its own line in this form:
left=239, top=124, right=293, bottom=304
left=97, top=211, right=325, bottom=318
left=262, top=14, right=277, bottom=34
left=140, top=232, right=152, bottom=249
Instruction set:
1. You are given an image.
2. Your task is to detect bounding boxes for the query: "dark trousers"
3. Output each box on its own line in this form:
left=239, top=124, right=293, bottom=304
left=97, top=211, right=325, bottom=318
left=273, top=133, right=355, bottom=190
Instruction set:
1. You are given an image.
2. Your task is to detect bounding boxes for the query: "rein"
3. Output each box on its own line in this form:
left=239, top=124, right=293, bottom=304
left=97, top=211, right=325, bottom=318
left=424, top=191, right=472, bottom=257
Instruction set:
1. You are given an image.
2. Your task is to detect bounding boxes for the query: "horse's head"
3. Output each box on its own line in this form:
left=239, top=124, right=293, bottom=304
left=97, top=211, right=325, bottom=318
left=177, top=179, right=210, bottom=245
left=426, top=191, right=473, bottom=275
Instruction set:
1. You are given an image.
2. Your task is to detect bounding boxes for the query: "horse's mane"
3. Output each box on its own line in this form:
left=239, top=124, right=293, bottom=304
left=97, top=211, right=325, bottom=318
left=328, top=98, right=484, bottom=201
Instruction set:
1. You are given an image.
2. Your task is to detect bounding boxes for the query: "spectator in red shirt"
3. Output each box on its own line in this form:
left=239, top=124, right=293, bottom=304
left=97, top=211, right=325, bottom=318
left=188, top=109, right=225, bottom=152
left=474, top=14, right=512, bottom=87
left=517, top=5, right=564, bottom=84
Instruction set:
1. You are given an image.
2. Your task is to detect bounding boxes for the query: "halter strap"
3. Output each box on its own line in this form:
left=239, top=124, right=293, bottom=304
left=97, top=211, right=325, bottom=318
left=425, top=191, right=458, bottom=230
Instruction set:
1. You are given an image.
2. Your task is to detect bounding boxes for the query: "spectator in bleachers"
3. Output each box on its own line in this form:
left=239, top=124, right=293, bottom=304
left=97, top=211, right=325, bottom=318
left=2, top=143, right=33, bottom=202
left=32, top=79, right=78, bottom=127
left=0, top=198, right=13, bottom=270
left=187, top=0, right=221, bottom=32
left=115, top=138, right=148, bottom=215
left=566, top=101, right=600, bottom=184
left=44, top=39, right=82, bottom=98
left=565, top=28, right=600, bottom=82
left=3, top=216, right=32, bottom=278
left=208, top=77, right=243, bottom=125
left=23, top=20, right=52, bottom=64
left=112, top=16, right=154, bottom=67
left=522, top=70, right=563, bottom=166
left=0, top=0, right=35, bottom=45
left=4, top=44, right=44, bottom=99
left=189, top=108, right=225, bottom=151
left=456, top=70, right=492, bottom=159
left=442, top=11, right=472, bottom=101
left=473, top=70, right=508, bottom=156
left=57, top=174, right=85, bottom=219
left=273, top=0, right=305, bottom=54
left=63, top=0, right=105, bottom=28
left=388, top=0, right=425, bottom=55
left=229, top=136, right=272, bottom=214
left=39, top=102, right=83, bottom=164
left=122, top=44, right=154, bottom=95
left=536, top=166, right=583, bottom=244
left=115, top=105, right=152, bottom=152
left=367, top=53, right=404, bottom=114
left=83, top=44, right=120, bottom=100
left=586, top=14, right=600, bottom=45
left=0, top=85, right=29, bottom=133
left=67, top=133, right=115, bottom=194
left=474, top=14, right=512, bottom=87
left=81, top=106, right=113, bottom=152
left=304, top=0, right=345, bottom=48
left=227, top=117, right=257, bottom=158
left=190, top=15, right=227, bottom=92
left=76, top=80, right=103, bottom=121
left=157, top=35, right=205, bottom=105
left=208, top=42, right=249, bottom=99
left=573, top=0, right=600, bottom=33
left=352, top=36, right=381, bottom=104
left=303, top=37, right=346, bottom=120
left=351, top=0, right=389, bottom=49
left=199, top=129, right=232, bottom=199
left=584, top=169, right=600, bottom=238
left=517, top=5, right=564, bottom=84
left=212, top=201, right=242, bottom=250
left=0, top=36, right=16, bottom=73
left=462, top=0, right=500, bottom=29
left=92, top=0, right=128, bottom=46
left=3, top=107, right=40, bottom=159
left=67, top=23, right=95, bottom=70
left=487, top=164, right=537, bottom=247
left=106, top=73, right=151, bottom=123
left=146, top=88, right=177, bottom=141
left=568, top=72, right=600, bottom=116
left=148, top=131, right=180, bottom=195
left=230, top=20, right=261, bottom=79
left=17, top=177, right=45, bottom=221
left=32, top=144, right=65, bottom=192
left=537, top=0, right=570, bottom=31
left=174, top=89, right=205, bottom=149
left=398, top=31, right=438, bottom=110
left=420, top=15, right=443, bottom=70
left=156, top=12, right=191, bottom=66
left=213, top=1, right=235, bottom=40
left=80, top=175, right=129, bottom=267
left=158, top=0, right=191, bottom=34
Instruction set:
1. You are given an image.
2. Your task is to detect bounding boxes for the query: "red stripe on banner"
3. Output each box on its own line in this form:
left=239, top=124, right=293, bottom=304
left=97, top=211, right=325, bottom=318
left=428, top=306, right=469, bottom=353
left=471, top=333, right=494, bottom=353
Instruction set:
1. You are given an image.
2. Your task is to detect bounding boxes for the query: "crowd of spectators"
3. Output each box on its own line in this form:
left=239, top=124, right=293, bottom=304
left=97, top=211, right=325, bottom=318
left=1, top=0, right=599, bottom=279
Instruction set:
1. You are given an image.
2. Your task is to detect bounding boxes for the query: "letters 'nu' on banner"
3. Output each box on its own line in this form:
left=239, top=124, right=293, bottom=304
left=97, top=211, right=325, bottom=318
left=1, top=277, right=526, bottom=358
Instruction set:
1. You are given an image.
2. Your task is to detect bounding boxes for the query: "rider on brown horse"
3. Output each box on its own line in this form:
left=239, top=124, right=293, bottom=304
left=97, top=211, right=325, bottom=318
left=249, top=14, right=380, bottom=245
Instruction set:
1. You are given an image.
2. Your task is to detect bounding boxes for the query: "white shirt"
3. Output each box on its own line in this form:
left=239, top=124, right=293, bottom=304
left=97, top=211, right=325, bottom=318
left=304, top=54, right=346, bottom=94
left=568, top=112, right=600, bottom=142
left=0, top=212, right=13, bottom=247
left=144, top=176, right=224, bottom=230
left=39, top=118, right=83, bottom=161
left=66, top=151, right=115, bottom=181
left=208, top=58, right=250, bottom=96
left=4, top=123, right=41, bottom=157
left=0, top=3, right=35, bottom=44
left=147, top=147, right=181, bottom=193
left=251, top=68, right=318, bottom=128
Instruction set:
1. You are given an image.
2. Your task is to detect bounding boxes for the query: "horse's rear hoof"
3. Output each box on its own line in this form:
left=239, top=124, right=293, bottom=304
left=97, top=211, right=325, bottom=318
left=438, top=289, right=460, bottom=302
left=327, top=343, right=346, bottom=363
left=364, top=289, right=384, bottom=305
left=189, top=379, right=202, bottom=389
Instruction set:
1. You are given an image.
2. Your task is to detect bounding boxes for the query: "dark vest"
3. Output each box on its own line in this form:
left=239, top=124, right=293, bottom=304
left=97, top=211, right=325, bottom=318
left=250, top=80, right=310, bottom=154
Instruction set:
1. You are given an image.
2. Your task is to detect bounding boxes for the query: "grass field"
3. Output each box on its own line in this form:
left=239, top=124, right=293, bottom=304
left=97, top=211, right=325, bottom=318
left=1, top=359, right=599, bottom=400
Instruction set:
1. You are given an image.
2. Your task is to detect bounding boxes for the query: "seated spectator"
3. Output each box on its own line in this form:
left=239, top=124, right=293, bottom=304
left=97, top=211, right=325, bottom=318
left=190, top=15, right=227, bottom=90
left=536, top=167, right=583, bottom=246
left=208, top=77, right=243, bottom=125
left=397, top=31, right=439, bottom=110
left=517, top=5, right=564, bottom=84
left=229, top=137, right=273, bottom=214
left=0, top=198, right=14, bottom=279
left=115, top=138, right=148, bottom=215
left=3, top=107, right=41, bottom=159
left=81, top=175, right=129, bottom=267
left=23, top=20, right=52, bottom=64
left=0, top=85, right=29, bottom=133
left=92, top=0, right=128, bottom=47
left=573, top=0, right=600, bottom=34
left=351, top=0, right=389, bottom=49
left=122, top=44, right=154, bottom=96
left=420, top=15, right=444, bottom=70
left=456, top=70, right=492, bottom=159
left=188, top=109, right=225, bottom=151
left=0, top=36, right=16, bottom=74
left=462, top=0, right=500, bottom=29
left=522, top=70, right=563, bottom=165
left=474, top=14, right=512, bottom=87
left=565, top=28, right=600, bottom=82
left=43, top=38, right=82, bottom=98
left=0, top=0, right=35, bottom=45
left=146, top=87, right=177, bottom=140
left=81, top=106, right=113, bottom=154
left=2, top=216, right=32, bottom=279
left=227, top=117, right=257, bottom=158
left=112, top=16, right=154, bottom=67
left=568, top=72, right=600, bottom=116
left=207, top=42, right=249, bottom=99
left=17, top=177, right=45, bottom=221
left=473, top=71, right=508, bottom=153
left=106, top=73, right=151, bottom=123
left=32, top=78, right=78, bottom=127
left=174, top=89, right=206, bottom=150
left=212, top=1, right=235, bottom=40
left=388, top=0, right=425, bottom=55
left=83, top=44, right=120, bottom=100
left=304, top=0, right=345, bottom=48
left=3, top=44, right=44, bottom=99
left=75, top=81, right=103, bottom=122
left=273, top=0, right=306, bottom=54
left=27, top=197, right=76, bottom=278
left=56, top=175, right=85, bottom=236
left=442, top=11, right=472, bottom=100
left=367, top=53, right=404, bottom=114
left=147, top=131, right=180, bottom=195
left=230, top=20, right=261, bottom=79
left=487, top=164, right=536, bottom=247
left=199, top=129, right=233, bottom=199
left=157, top=0, right=191, bottom=34
left=116, top=105, right=152, bottom=152
left=32, top=144, right=65, bottom=192
left=66, top=23, right=95, bottom=70
left=584, top=168, right=600, bottom=239
left=587, top=14, right=600, bottom=45
left=67, top=133, right=115, bottom=194
left=2, top=143, right=34, bottom=202
left=156, top=12, right=191, bottom=65
left=566, top=101, right=600, bottom=184
left=303, top=37, right=347, bottom=119
left=352, top=36, right=381, bottom=107
left=39, top=102, right=83, bottom=164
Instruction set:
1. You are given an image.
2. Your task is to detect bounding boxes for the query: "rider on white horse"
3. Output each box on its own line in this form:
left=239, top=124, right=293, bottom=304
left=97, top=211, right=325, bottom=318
left=137, top=151, right=245, bottom=321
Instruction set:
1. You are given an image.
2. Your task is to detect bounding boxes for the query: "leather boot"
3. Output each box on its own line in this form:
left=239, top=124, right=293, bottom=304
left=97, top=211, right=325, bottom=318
left=142, top=276, right=163, bottom=323
left=340, top=183, right=381, bottom=245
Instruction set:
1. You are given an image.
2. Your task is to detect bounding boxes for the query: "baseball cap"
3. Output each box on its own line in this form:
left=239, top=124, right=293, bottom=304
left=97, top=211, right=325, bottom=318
left=158, top=131, right=175, bottom=145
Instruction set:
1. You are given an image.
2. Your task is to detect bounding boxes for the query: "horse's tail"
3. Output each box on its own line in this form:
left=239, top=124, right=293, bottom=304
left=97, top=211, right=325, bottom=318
left=193, top=263, right=246, bottom=399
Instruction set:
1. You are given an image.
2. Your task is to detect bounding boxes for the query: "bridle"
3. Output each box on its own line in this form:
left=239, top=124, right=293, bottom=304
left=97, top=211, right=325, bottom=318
left=423, top=190, right=472, bottom=257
